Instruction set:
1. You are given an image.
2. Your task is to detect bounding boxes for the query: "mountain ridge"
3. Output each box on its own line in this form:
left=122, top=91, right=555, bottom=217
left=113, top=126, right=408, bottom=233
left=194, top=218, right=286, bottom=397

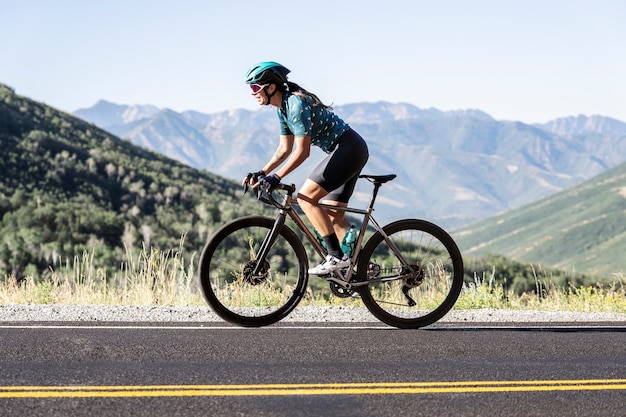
left=74, top=100, right=626, bottom=228
left=538, top=114, right=626, bottom=137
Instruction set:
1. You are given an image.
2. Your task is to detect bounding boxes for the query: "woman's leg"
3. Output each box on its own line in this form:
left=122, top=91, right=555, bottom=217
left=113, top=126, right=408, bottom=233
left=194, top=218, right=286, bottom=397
left=321, top=200, right=350, bottom=242
left=297, top=183, right=350, bottom=241
left=304, top=133, right=366, bottom=238
left=297, top=179, right=333, bottom=236
left=298, top=180, right=348, bottom=273
left=300, top=129, right=368, bottom=274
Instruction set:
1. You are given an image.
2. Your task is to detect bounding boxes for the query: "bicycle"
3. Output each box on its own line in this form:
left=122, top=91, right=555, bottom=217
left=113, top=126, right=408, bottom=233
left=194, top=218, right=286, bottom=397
left=198, top=174, right=464, bottom=329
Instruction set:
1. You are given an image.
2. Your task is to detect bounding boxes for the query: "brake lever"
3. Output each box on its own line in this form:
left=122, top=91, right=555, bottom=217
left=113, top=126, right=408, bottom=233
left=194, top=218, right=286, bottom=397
left=242, top=173, right=255, bottom=197
left=242, top=182, right=263, bottom=201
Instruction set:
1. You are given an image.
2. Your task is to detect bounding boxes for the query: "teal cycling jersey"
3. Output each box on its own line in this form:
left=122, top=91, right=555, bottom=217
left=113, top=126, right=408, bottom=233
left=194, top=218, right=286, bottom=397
left=278, top=92, right=350, bottom=153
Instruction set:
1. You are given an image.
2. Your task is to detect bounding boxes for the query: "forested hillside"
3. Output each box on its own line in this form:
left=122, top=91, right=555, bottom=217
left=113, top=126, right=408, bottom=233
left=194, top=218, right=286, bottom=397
left=455, top=160, right=626, bottom=277
left=0, top=84, right=264, bottom=280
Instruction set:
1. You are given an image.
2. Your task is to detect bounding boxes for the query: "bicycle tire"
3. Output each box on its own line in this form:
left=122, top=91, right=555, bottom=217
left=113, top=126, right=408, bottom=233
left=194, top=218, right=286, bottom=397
left=356, top=219, right=463, bottom=329
left=198, top=215, right=308, bottom=327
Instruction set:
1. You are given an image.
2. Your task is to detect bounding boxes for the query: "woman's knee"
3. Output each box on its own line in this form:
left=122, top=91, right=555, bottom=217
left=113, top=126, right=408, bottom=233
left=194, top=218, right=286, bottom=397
left=297, top=180, right=327, bottom=209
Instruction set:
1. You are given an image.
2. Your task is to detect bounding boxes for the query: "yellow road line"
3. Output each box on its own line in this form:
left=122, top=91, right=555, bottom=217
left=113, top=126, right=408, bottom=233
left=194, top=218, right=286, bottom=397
left=1, top=379, right=626, bottom=398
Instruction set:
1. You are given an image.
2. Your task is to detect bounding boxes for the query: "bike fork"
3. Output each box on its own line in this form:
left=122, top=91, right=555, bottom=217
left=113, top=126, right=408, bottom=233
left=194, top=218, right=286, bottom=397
left=252, top=212, right=286, bottom=276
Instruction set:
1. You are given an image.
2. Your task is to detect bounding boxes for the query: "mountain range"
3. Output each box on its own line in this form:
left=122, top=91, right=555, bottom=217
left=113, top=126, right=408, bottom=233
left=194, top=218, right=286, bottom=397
left=74, top=100, right=626, bottom=228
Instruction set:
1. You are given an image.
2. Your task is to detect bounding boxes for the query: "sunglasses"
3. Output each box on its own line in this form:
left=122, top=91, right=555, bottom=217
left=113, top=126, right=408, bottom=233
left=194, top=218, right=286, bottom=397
left=250, top=83, right=269, bottom=94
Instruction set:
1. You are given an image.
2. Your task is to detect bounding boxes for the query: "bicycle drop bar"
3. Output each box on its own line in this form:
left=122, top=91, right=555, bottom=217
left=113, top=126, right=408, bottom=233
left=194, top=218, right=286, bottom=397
left=242, top=182, right=297, bottom=210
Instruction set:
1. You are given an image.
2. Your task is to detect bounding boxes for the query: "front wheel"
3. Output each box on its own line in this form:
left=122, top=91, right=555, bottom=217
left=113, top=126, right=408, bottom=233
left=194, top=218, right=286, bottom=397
left=198, top=216, right=308, bottom=327
left=356, top=219, right=464, bottom=328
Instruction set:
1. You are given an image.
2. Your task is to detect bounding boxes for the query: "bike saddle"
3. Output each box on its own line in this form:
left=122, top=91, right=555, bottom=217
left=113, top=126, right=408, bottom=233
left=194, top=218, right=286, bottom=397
left=359, top=174, right=397, bottom=183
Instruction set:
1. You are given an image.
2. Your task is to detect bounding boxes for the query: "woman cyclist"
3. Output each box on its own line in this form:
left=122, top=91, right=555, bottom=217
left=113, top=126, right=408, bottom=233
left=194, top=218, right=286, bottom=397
left=243, top=61, right=369, bottom=276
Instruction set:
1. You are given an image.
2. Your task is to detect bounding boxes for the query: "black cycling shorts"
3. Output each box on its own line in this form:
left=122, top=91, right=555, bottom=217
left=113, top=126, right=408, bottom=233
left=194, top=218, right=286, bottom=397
left=308, top=128, right=369, bottom=203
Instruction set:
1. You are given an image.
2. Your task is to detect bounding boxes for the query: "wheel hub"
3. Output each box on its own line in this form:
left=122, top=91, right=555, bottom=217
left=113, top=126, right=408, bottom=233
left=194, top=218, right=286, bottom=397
left=367, top=262, right=381, bottom=279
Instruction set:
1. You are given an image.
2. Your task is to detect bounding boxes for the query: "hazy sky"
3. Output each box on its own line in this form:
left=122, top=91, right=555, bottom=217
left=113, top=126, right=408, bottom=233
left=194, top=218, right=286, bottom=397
left=2, top=0, right=624, bottom=123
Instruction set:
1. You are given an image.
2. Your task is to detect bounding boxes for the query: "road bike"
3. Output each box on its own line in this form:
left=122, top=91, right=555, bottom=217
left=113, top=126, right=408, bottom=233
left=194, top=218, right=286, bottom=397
left=198, top=174, right=464, bottom=329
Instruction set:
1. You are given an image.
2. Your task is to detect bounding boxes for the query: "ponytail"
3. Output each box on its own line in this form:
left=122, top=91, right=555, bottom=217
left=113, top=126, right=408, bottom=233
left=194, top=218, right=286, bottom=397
left=285, top=81, right=333, bottom=110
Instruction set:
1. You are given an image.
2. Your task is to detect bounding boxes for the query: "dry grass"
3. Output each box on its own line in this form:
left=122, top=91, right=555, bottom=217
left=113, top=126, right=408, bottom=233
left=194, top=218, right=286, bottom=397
left=1, top=244, right=625, bottom=313
left=457, top=268, right=626, bottom=313
left=0, top=241, right=205, bottom=307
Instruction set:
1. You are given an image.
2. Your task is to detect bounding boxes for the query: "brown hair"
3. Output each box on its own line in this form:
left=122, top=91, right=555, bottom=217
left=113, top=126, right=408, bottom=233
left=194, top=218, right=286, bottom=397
left=278, top=81, right=333, bottom=110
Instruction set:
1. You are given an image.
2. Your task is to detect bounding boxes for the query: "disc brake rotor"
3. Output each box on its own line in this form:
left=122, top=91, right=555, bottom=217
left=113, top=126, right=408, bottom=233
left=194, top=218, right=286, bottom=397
left=242, top=259, right=270, bottom=285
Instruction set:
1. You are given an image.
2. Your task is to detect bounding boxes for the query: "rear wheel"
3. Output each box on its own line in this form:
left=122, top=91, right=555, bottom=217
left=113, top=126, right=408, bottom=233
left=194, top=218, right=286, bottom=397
left=356, top=219, right=463, bottom=328
left=198, top=216, right=308, bottom=327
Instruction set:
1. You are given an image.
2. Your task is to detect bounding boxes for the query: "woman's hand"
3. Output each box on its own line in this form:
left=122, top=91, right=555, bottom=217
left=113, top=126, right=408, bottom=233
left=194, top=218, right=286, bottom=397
left=258, top=173, right=281, bottom=192
left=242, top=170, right=265, bottom=186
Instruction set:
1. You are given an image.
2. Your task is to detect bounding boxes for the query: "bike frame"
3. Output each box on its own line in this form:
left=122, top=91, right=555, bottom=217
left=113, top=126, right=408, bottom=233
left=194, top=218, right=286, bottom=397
left=252, top=179, right=413, bottom=289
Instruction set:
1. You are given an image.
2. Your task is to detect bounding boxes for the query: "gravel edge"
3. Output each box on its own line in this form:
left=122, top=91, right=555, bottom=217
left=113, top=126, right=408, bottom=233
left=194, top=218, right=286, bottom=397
left=1, top=305, right=625, bottom=323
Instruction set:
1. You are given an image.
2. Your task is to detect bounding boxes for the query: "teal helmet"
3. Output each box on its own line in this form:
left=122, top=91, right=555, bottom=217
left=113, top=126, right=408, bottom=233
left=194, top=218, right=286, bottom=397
left=245, top=61, right=290, bottom=85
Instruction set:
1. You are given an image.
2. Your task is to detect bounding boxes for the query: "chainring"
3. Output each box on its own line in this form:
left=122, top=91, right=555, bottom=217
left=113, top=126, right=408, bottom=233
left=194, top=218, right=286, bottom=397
left=329, top=282, right=356, bottom=298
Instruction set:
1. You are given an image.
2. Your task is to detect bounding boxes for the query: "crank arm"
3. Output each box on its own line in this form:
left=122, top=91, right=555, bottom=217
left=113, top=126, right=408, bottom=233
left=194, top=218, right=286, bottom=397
left=324, top=276, right=352, bottom=289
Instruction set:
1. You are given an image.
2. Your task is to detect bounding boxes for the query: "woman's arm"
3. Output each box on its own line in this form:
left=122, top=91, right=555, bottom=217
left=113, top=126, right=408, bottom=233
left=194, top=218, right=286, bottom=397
left=262, top=134, right=294, bottom=174
left=274, top=135, right=311, bottom=179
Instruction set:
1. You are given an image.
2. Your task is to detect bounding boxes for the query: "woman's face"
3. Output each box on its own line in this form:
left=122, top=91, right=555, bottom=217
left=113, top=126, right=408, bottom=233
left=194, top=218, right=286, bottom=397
left=250, top=83, right=273, bottom=105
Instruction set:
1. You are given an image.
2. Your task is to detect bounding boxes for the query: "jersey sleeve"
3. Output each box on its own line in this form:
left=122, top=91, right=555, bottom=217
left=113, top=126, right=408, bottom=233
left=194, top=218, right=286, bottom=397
left=278, top=109, right=292, bottom=135
left=285, top=95, right=311, bottom=137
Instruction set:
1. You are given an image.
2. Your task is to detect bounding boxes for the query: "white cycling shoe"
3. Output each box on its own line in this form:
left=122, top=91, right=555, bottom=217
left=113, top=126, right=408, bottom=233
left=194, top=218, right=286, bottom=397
left=308, top=255, right=350, bottom=276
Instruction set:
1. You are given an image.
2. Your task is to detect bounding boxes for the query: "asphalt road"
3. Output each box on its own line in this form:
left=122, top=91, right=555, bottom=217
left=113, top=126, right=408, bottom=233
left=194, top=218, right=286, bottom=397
left=0, top=322, right=625, bottom=416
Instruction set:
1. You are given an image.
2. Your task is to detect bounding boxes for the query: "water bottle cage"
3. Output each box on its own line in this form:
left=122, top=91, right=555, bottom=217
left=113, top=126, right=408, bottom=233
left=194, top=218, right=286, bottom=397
left=313, top=226, right=358, bottom=258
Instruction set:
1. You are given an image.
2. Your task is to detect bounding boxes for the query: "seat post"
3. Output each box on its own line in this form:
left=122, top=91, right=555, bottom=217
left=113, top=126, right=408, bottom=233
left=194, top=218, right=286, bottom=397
left=368, top=181, right=382, bottom=210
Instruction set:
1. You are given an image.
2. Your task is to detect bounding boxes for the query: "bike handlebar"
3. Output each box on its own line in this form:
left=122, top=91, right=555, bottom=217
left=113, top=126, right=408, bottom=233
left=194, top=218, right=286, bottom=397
left=242, top=181, right=296, bottom=210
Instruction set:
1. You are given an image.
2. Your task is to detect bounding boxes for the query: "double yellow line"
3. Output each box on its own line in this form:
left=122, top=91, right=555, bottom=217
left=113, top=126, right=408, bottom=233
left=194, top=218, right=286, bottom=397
left=1, top=379, right=626, bottom=398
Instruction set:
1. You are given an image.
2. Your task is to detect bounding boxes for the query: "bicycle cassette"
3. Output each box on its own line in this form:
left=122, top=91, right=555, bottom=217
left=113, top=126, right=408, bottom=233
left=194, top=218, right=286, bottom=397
left=402, top=263, right=425, bottom=288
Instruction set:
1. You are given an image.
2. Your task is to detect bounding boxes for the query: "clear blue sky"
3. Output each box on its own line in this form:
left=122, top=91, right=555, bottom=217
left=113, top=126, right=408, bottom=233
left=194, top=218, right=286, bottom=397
left=2, top=0, right=625, bottom=123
